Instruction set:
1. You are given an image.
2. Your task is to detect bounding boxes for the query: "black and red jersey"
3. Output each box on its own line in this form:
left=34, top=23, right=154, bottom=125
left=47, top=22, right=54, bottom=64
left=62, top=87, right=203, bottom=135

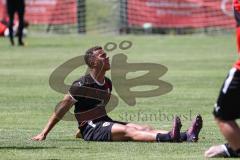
left=69, top=74, right=112, bottom=114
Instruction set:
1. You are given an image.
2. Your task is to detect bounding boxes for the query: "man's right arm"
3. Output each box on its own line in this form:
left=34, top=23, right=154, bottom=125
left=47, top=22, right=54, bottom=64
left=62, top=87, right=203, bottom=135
left=31, top=94, right=75, bottom=141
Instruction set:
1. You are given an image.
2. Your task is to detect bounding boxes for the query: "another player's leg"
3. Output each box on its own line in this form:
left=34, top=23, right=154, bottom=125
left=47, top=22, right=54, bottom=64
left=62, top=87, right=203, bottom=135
left=205, top=68, right=240, bottom=158
left=6, top=1, right=15, bottom=46
left=205, top=120, right=240, bottom=158
left=204, top=119, right=240, bottom=158
left=17, top=0, right=25, bottom=46
left=216, top=119, right=240, bottom=151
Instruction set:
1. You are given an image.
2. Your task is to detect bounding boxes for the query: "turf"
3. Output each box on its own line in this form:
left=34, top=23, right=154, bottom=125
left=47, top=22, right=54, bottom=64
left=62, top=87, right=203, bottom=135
left=0, top=34, right=238, bottom=159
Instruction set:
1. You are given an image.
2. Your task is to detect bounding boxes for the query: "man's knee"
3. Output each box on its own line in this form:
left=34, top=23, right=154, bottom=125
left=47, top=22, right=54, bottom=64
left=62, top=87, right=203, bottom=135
left=124, top=126, right=139, bottom=139
left=126, top=123, right=153, bottom=131
left=111, top=124, right=138, bottom=141
left=140, top=125, right=153, bottom=131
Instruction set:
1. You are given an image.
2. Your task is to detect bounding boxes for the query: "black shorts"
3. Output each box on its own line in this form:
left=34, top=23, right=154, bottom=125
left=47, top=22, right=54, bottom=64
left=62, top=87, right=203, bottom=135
left=80, top=120, right=127, bottom=141
left=213, top=68, right=240, bottom=121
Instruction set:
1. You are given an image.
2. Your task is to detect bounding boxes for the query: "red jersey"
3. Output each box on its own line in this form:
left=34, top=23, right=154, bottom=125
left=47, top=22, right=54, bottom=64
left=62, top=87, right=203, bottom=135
left=234, top=3, right=240, bottom=70
left=234, top=59, right=240, bottom=70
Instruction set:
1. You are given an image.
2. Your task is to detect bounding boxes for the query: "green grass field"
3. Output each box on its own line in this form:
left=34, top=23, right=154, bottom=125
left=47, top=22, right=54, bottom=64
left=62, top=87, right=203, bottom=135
left=0, top=34, right=238, bottom=159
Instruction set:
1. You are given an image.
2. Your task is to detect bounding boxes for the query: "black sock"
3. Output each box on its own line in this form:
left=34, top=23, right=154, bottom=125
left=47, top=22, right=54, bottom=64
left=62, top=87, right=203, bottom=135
left=180, top=132, right=187, bottom=141
left=156, top=133, right=171, bottom=142
left=235, top=148, right=240, bottom=157
left=224, top=143, right=240, bottom=157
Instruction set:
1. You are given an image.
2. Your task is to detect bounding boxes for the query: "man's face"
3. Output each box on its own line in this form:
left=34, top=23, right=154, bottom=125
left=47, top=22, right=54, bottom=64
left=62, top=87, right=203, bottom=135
left=92, top=49, right=110, bottom=71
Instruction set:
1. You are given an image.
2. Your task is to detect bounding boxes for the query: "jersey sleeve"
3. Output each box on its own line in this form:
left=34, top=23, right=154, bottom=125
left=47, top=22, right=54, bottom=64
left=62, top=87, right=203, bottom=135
left=68, top=80, right=84, bottom=102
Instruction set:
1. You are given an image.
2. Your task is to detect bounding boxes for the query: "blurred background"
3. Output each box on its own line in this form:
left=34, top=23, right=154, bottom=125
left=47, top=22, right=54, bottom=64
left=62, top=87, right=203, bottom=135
left=0, top=0, right=236, bottom=35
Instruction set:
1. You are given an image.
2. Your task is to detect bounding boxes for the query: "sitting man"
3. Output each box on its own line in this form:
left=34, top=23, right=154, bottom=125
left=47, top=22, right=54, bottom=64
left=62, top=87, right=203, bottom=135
left=32, top=46, right=202, bottom=143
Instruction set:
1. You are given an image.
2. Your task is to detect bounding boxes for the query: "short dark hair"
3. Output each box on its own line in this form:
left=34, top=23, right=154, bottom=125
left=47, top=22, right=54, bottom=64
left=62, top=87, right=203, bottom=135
left=84, top=46, right=102, bottom=68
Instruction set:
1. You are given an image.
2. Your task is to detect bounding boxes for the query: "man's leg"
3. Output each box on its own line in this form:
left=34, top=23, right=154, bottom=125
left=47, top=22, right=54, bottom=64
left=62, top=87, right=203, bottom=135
left=127, top=114, right=203, bottom=142
left=204, top=118, right=240, bottom=157
left=111, top=116, right=182, bottom=142
left=216, top=118, right=240, bottom=151
left=6, top=0, right=15, bottom=46
left=17, top=0, right=25, bottom=46
left=111, top=123, right=156, bottom=141
left=205, top=68, right=240, bottom=158
left=205, top=119, right=240, bottom=156
left=76, top=122, right=168, bottom=139
left=126, top=123, right=168, bottom=133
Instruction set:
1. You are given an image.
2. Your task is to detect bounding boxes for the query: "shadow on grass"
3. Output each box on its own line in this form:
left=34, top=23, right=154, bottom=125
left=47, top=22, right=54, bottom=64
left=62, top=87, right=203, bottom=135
left=54, top=139, right=83, bottom=142
left=0, top=146, right=57, bottom=150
